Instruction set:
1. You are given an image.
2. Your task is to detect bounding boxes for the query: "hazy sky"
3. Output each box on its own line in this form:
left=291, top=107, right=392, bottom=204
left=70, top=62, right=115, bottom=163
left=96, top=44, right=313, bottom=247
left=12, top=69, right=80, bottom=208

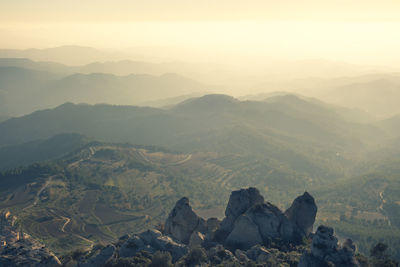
left=1, top=0, right=400, bottom=66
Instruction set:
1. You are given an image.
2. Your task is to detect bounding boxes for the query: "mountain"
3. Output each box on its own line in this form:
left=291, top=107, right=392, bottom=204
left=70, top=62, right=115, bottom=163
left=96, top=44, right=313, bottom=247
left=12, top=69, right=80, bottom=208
left=1, top=94, right=400, bottom=261
left=0, top=58, right=173, bottom=76
left=0, top=115, right=9, bottom=123
left=378, top=115, right=400, bottom=136
left=0, top=58, right=70, bottom=73
left=319, top=78, right=400, bottom=117
left=0, top=94, right=383, bottom=155
left=44, top=72, right=208, bottom=106
left=0, top=133, right=90, bottom=171
left=0, top=46, right=128, bottom=66
left=249, top=73, right=400, bottom=117
left=0, top=66, right=63, bottom=115
left=0, top=66, right=210, bottom=116
left=0, top=94, right=388, bottom=205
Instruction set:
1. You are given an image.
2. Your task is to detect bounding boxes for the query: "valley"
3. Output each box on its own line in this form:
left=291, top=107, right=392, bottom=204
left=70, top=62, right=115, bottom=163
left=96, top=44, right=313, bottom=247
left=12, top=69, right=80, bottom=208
left=0, top=93, right=399, bottom=259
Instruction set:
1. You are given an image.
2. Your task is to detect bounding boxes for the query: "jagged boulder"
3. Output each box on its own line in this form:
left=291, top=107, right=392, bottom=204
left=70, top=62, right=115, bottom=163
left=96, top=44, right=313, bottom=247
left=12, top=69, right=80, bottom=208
left=118, top=235, right=148, bottom=258
left=215, top=187, right=264, bottom=242
left=205, top=217, right=220, bottom=241
left=235, top=249, right=249, bottom=262
left=224, top=201, right=299, bottom=249
left=285, top=192, right=317, bottom=237
left=298, top=225, right=360, bottom=267
left=225, top=213, right=263, bottom=249
left=118, top=229, right=188, bottom=262
left=246, top=245, right=272, bottom=262
left=207, top=244, right=237, bottom=264
left=249, top=202, right=295, bottom=243
left=164, top=197, right=206, bottom=244
left=189, top=231, right=205, bottom=248
left=77, top=245, right=116, bottom=267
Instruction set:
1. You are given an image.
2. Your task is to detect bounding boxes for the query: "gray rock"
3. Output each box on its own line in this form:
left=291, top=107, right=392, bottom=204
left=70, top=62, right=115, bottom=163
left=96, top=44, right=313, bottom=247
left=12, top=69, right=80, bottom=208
left=78, top=245, right=116, bottom=267
left=285, top=192, right=317, bottom=237
left=118, top=235, right=147, bottom=258
left=218, top=187, right=264, bottom=238
left=225, top=214, right=263, bottom=250
left=299, top=225, right=359, bottom=267
left=153, top=235, right=187, bottom=262
left=311, top=225, right=338, bottom=260
left=119, top=229, right=188, bottom=262
left=207, top=244, right=236, bottom=262
left=139, top=229, right=163, bottom=245
left=164, top=197, right=206, bottom=244
left=235, top=249, right=249, bottom=262
left=205, top=217, right=220, bottom=241
left=206, top=218, right=220, bottom=233
left=251, top=202, right=295, bottom=243
left=225, top=202, right=297, bottom=250
left=189, top=231, right=205, bottom=248
left=246, top=245, right=271, bottom=262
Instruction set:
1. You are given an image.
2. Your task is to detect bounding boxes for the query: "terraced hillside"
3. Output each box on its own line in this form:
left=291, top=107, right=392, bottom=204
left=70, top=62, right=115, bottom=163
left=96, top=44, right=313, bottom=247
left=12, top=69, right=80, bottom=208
left=0, top=143, right=235, bottom=253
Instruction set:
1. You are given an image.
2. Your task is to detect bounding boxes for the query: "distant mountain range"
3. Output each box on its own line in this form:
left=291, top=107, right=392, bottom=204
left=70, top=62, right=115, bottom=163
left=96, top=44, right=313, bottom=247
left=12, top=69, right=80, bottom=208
left=0, top=64, right=211, bottom=116
left=0, top=46, right=128, bottom=66
left=0, top=94, right=393, bottom=194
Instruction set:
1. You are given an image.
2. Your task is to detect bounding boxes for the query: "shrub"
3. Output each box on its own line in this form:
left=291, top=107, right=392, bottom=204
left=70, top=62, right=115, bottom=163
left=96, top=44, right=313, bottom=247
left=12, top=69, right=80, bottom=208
left=150, top=251, right=173, bottom=267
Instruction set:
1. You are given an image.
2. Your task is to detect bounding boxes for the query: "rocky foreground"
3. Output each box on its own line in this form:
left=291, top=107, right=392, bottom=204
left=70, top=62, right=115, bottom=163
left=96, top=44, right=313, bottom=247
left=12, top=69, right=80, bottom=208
left=1, top=187, right=361, bottom=266
left=0, top=211, right=61, bottom=266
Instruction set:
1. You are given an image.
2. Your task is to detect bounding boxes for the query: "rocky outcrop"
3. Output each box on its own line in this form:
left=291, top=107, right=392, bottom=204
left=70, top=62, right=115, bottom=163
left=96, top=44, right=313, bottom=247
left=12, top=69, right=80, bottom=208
left=205, top=217, right=220, bottom=241
left=0, top=241, right=61, bottom=267
left=224, top=201, right=298, bottom=250
left=207, top=244, right=237, bottom=265
left=298, top=225, right=360, bottom=267
left=225, top=212, right=263, bottom=249
left=214, top=188, right=314, bottom=250
left=285, top=192, right=317, bottom=237
left=246, top=245, right=272, bottom=263
left=189, top=231, right=205, bottom=248
left=118, top=229, right=188, bottom=262
left=3, top=187, right=364, bottom=267
left=164, top=197, right=206, bottom=244
left=0, top=210, right=61, bottom=267
left=216, top=187, right=264, bottom=241
left=77, top=245, right=116, bottom=267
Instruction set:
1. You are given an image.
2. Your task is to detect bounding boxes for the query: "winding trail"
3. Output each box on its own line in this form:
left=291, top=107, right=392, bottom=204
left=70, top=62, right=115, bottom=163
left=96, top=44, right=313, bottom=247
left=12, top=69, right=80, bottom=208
left=60, top=216, right=71, bottom=233
left=56, top=214, right=94, bottom=249
left=23, top=176, right=55, bottom=211
left=69, top=147, right=95, bottom=167
left=379, top=190, right=392, bottom=226
left=138, top=150, right=192, bottom=166
left=168, top=154, right=192, bottom=166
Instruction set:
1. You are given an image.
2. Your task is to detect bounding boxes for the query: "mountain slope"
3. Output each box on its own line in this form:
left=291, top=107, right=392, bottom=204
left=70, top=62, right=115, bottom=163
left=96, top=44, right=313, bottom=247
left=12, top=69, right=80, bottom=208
left=0, top=142, right=231, bottom=253
left=0, top=94, right=388, bottom=200
left=0, top=133, right=90, bottom=171
left=0, top=66, right=209, bottom=116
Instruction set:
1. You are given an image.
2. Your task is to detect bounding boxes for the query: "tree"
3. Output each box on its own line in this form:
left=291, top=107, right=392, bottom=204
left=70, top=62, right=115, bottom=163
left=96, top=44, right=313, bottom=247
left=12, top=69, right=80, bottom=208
left=370, top=243, right=389, bottom=260
left=370, top=243, right=399, bottom=267
left=150, top=251, right=173, bottom=267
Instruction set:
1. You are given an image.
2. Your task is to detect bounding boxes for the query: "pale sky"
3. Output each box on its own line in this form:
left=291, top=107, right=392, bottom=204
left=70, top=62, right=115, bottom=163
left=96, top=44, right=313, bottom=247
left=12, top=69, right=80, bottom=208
left=2, top=0, right=400, bottom=22
left=1, top=0, right=400, bottom=66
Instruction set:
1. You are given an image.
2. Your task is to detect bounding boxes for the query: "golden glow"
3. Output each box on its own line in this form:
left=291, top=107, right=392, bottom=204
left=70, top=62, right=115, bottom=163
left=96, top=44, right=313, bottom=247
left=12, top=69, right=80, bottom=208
left=1, top=1, right=400, bottom=67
